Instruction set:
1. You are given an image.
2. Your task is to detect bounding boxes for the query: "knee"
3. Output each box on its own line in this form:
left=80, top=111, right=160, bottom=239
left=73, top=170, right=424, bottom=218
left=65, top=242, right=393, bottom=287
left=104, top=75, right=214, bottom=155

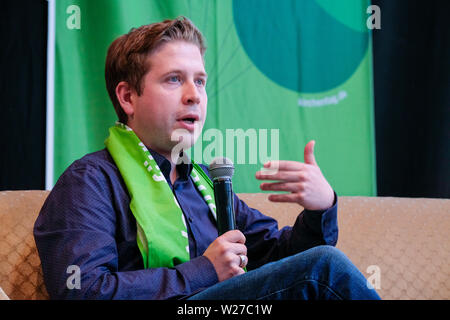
left=307, top=245, right=342, bottom=257
left=302, top=245, right=349, bottom=268
left=273, top=246, right=354, bottom=277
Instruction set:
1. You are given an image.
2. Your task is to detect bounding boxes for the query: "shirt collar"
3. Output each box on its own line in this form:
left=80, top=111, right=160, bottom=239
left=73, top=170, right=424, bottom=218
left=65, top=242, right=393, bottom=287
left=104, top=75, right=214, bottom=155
left=148, top=148, right=193, bottom=183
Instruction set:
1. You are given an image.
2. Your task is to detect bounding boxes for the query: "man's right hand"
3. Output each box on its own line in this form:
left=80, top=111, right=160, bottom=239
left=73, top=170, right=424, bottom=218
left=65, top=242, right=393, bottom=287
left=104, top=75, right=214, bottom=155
left=203, top=230, right=248, bottom=282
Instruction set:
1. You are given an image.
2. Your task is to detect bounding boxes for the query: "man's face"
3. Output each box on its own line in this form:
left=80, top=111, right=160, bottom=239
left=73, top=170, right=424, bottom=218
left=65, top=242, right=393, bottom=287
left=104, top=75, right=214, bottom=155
left=127, top=40, right=207, bottom=160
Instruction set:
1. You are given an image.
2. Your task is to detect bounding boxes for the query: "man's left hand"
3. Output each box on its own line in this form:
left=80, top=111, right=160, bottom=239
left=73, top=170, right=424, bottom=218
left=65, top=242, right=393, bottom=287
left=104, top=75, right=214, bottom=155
left=255, top=140, right=334, bottom=211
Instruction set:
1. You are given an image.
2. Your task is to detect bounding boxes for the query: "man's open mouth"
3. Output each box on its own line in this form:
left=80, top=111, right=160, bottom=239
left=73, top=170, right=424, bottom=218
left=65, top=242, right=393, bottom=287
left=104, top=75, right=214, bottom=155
left=181, top=118, right=196, bottom=124
left=177, top=114, right=199, bottom=125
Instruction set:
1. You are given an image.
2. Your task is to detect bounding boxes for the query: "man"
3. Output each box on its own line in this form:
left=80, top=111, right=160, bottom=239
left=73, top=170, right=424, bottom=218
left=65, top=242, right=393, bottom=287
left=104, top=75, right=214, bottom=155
left=34, top=17, right=380, bottom=300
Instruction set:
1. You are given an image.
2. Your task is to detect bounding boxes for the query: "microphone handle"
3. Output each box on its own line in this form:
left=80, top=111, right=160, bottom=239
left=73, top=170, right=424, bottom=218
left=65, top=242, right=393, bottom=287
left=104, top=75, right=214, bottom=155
left=213, top=178, right=236, bottom=236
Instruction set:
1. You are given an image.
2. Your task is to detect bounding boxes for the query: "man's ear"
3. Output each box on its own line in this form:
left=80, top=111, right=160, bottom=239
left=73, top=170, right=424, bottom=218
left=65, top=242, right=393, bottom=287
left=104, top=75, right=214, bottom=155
left=115, top=81, right=136, bottom=118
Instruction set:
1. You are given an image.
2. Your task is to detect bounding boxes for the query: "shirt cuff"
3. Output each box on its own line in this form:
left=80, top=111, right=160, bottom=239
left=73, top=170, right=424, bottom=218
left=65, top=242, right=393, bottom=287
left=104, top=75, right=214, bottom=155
left=302, top=191, right=339, bottom=246
left=175, top=255, right=218, bottom=294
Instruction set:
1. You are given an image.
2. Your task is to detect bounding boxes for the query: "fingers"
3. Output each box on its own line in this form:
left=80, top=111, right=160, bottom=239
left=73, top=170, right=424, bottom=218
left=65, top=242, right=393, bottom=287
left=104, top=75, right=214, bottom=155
left=221, top=230, right=246, bottom=244
left=267, top=193, right=301, bottom=203
left=256, top=140, right=318, bottom=181
left=217, top=230, right=248, bottom=262
left=256, top=169, right=307, bottom=182
left=255, top=141, right=334, bottom=210
left=225, top=232, right=248, bottom=269
left=219, top=239, right=247, bottom=257
left=204, top=230, right=248, bottom=281
left=259, top=181, right=305, bottom=192
left=304, top=140, right=317, bottom=166
left=263, top=160, right=307, bottom=172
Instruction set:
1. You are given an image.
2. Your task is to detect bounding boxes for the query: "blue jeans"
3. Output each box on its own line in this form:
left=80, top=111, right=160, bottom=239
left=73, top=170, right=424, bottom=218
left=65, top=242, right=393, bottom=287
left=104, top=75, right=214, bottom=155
left=188, top=245, right=381, bottom=300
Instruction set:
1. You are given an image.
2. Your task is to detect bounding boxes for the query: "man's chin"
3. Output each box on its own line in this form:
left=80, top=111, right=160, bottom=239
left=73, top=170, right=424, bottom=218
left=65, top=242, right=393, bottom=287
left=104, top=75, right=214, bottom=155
left=170, top=122, right=203, bottom=162
left=169, top=134, right=196, bottom=164
left=172, top=123, right=202, bottom=142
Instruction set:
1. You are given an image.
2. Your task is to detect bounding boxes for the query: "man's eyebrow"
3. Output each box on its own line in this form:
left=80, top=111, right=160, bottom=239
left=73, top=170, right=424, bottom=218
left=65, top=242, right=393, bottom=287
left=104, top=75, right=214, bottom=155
left=160, top=70, right=182, bottom=77
left=161, top=70, right=208, bottom=78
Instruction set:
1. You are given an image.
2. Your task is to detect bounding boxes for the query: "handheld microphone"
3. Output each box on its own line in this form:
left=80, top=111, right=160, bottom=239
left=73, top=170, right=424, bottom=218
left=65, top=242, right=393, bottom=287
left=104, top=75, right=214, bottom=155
left=208, top=157, right=236, bottom=236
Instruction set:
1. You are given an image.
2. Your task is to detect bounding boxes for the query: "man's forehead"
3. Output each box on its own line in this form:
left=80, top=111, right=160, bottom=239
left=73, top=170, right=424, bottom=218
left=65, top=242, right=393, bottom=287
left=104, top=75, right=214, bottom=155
left=148, top=41, right=204, bottom=63
left=146, top=41, right=206, bottom=74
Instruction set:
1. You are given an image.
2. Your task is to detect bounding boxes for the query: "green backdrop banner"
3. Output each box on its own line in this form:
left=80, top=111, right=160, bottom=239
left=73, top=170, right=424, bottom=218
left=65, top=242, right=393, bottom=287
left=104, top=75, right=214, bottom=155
left=52, top=0, right=376, bottom=195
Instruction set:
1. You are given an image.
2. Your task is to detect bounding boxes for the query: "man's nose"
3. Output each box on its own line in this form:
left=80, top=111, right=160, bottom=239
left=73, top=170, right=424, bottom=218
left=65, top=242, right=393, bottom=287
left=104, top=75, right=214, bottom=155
left=182, top=81, right=201, bottom=105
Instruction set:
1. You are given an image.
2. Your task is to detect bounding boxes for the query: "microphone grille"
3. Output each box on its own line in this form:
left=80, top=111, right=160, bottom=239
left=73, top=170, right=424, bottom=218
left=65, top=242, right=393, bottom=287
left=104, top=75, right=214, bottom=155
left=208, top=157, right=235, bottom=180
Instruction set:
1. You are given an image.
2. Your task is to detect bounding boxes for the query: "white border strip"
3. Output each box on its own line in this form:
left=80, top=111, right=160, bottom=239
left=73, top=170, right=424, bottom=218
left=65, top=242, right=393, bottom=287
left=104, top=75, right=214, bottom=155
left=45, top=0, right=56, bottom=190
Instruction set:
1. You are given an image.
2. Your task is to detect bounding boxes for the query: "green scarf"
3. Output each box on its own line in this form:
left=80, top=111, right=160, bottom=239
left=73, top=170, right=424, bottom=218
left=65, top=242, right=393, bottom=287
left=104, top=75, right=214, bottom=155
left=104, top=122, right=217, bottom=268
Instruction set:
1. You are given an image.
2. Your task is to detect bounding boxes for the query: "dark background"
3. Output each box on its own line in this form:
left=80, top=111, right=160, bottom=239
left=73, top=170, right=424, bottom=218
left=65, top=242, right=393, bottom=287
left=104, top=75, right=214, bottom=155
left=1, top=0, right=449, bottom=198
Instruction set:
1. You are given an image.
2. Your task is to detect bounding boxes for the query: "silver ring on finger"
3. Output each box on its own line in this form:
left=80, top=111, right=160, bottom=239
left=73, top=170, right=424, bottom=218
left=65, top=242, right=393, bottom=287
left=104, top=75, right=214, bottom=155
left=238, top=254, right=247, bottom=268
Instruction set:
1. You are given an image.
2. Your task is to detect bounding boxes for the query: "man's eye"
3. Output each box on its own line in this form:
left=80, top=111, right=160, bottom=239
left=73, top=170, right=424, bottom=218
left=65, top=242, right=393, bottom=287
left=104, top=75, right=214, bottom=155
left=168, top=76, right=180, bottom=83
left=195, top=79, right=206, bottom=86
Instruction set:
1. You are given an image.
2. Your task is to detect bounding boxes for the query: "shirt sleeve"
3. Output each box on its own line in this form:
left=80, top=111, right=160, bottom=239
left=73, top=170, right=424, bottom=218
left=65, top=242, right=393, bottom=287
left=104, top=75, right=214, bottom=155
left=234, top=192, right=339, bottom=271
left=33, top=159, right=218, bottom=300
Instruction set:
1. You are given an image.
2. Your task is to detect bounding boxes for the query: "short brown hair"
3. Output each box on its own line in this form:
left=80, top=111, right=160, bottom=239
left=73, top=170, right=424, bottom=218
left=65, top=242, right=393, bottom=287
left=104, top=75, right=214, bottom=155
left=105, top=16, right=206, bottom=123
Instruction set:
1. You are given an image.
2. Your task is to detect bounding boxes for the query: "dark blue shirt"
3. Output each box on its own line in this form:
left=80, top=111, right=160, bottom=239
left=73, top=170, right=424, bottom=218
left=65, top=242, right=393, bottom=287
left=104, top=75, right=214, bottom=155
left=34, top=148, right=338, bottom=299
